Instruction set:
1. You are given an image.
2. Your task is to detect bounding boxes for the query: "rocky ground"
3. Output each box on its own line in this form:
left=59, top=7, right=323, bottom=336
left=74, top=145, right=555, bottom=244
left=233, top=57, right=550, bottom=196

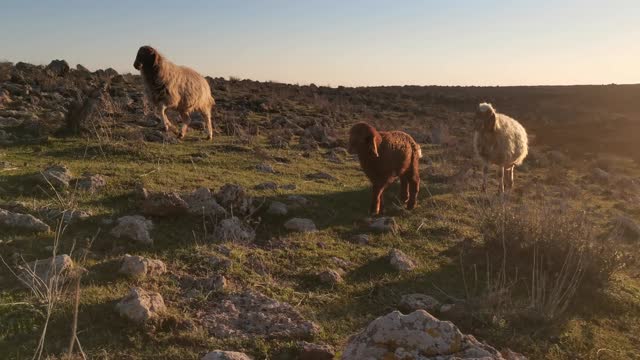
left=1, top=60, right=640, bottom=359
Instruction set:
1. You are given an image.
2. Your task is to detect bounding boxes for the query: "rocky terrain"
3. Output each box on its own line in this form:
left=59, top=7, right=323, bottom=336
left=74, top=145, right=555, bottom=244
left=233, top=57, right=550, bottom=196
left=1, top=60, right=639, bottom=359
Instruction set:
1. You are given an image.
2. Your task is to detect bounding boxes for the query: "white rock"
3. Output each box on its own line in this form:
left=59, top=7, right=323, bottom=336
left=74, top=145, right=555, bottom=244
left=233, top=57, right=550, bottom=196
left=284, top=218, right=317, bottom=233
left=368, top=217, right=399, bottom=234
left=76, top=173, right=106, bottom=192
left=202, top=350, right=252, bottom=360
left=119, top=254, right=167, bottom=279
left=342, top=310, right=516, bottom=359
left=216, top=184, right=253, bottom=215
left=256, top=162, right=276, bottom=173
left=19, top=254, right=74, bottom=288
left=0, top=209, right=50, bottom=232
left=183, top=187, right=227, bottom=216
left=38, top=164, right=72, bottom=188
left=116, top=287, right=166, bottom=323
left=319, top=269, right=343, bottom=285
left=110, top=215, right=154, bottom=244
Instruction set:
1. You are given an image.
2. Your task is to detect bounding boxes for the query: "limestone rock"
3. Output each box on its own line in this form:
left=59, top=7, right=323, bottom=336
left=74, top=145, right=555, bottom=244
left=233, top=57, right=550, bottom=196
left=76, top=173, right=106, bottom=192
left=284, top=218, right=317, bottom=233
left=213, top=217, right=256, bottom=243
left=37, top=164, right=72, bottom=188
left=119, top=254, right=167, bottom=279
left=297, top=341, right=335, bottom=360
left=202, top=351, right=252, bottom=360
left=319, top=269, right=343, bottom=285
left=19, top=254, right=74, bottom=288
left=216, top=184, right=253, bottom=216
left=367, top=217, right=399, bottom=234
left=399, top=294, right=441, bottom=312
left=183, top=187, right=227, bottom=216
left=0, top=209, right=50, bottom=232
left=388, top=249, right=416, bottom=271
left=116, top=287, right=166, bottom=323
left=141, top=191, right=189, bottom=217
left=267, top=201, right=288, bottom=216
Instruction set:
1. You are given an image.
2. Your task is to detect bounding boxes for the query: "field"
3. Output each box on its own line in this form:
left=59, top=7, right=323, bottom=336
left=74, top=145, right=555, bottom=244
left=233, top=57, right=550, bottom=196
left=1, top=61, right=640, bottom=359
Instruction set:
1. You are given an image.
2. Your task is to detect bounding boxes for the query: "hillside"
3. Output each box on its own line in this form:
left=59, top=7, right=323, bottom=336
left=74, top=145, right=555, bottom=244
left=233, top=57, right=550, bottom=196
left=1, top=60, right=640, bottom=360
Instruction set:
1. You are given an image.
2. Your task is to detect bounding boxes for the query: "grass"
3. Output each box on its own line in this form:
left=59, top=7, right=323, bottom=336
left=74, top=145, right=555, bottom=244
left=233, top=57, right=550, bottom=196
left=1, top=134, right=640, bottom=359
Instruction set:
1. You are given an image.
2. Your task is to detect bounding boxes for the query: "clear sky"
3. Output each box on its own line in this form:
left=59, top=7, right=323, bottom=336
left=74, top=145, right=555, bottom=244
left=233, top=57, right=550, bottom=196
left=1, top=0, right=638, bottom=86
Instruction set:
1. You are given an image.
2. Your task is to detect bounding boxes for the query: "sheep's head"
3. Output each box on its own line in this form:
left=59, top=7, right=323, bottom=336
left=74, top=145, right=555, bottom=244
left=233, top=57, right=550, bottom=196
left=133, top=46, right=158, bottom=71
left=476, top=102, right=497, bottom=132
left=348, top=122, right=382, bottom=158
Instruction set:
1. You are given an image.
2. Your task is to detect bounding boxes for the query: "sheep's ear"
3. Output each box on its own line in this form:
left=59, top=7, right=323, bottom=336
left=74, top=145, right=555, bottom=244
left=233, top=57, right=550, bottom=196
left=369, top=135, right=380, bottom=157
left=484, top=112, right=497, bottom=131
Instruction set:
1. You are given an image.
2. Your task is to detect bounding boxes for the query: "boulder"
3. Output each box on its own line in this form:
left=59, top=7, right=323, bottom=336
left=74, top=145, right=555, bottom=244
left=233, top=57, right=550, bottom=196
left=284, top=218, right=317, bottom=233
left=110, top=215, right=154, bottom=244
left=116, top=287, right=166, bottom=323
left=254, top=182, right=278, bottom=191
left=141, top=191, right=189, bottom=217
left=0, top=209, right=50, bottom=232
left=256, top=163, right=276, bottom=173
left=349, top=234, right=369, bottom=245
left=287, top=195, right=312, bottom=209
left=119, top=254, right=167, bottom=279
left=213, top=217, right=256, bottom=243
left=388, top=249, right=416, bottom=271
left=342, top=310, right=524, bottom=360
left=202, top=351, right=252, bottom=360
left=46, top=59, right=70, bottom=77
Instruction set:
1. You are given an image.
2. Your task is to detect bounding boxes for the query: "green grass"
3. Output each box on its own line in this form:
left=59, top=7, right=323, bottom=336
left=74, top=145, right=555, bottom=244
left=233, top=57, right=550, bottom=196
left=1, top=135, right=639, bottom=359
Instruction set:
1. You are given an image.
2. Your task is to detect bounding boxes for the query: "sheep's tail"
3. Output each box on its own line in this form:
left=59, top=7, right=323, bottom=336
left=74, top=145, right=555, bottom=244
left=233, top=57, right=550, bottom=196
left=412, top=141, right=423, bottom=159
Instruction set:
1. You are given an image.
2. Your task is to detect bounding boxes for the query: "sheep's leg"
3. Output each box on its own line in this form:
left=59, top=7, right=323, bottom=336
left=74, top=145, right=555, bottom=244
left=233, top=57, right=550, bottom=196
left=399, top=176, right=410, bottom=204
left=204, top=110, right=213, bottom=141
left=178, top=112, right=192, bottom=139
left=505, top=165, right=515, bottom=190
left=482, top=164, right=489, bottom=193
left=498, top=166, right=505, bottom=193
left=159, top=105, right=175, bottom=132
left=407, top=175, right=420, bottom=210
left=370, top=181, right=390, bottom=216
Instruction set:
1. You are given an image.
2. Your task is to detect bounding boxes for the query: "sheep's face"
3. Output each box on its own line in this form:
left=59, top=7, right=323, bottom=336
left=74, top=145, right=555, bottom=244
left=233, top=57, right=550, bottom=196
left=475, top=109, right=497, bottom=133
left=133, top=46, right=158, bottom=71
left=349, top=122, right=381, bottom=158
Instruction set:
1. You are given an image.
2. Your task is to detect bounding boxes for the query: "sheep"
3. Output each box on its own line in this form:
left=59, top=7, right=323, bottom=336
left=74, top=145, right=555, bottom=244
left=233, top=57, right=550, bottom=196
left=133, top=46, right=215, bottom=140
left=348, top=122, right=422, bottom=215
left=473, top=102, right=528, bottom=193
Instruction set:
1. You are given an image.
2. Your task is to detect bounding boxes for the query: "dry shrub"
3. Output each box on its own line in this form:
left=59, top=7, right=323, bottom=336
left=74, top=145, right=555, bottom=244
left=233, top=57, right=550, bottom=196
left=467, top=200, right=627, bottom=321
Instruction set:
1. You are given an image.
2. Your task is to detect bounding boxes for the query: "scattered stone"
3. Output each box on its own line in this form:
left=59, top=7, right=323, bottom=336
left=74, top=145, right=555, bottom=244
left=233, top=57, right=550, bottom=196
left=367, top=217, right=399, bottom=234
left=119, top=254, right=167, bottom=279
left=41, top=208, right=91, bottom=224
left=202, top=274, right=228, bottom=292
left=350, top=234, right=370, bottom=245
left=254, top=182, right=278, bottom=191
left=182, top=187, right=227, bottom=216
left=388, top=249, right=416, bottom=271
left=286, top=195, right=312, bottom=208
left=615, top=215, right=640, bottom=240
left=297, top=341, right=335, bottom=360
left=37, top=164, right=72, bottom=188
left=19, top=254, right=74, bottom=288
left=202, top=351, right=252, bottom=360
left=76, top=173, right=106, bottom=192
left=266, top=201, right=288, bottom=216
left=116, top=287, right=166, bottom=323
left=280, top=183, right=297, bottom=191
left=399, top=294, right=441, bottom=312
left=342, top=310, right=524, bottom=359
left=330, top=256, right=352, bottom=269
left=197, top=291, right=320, bottom=339
left=591, top=167, right=610, bottom=184
left=110, top=215, right=154, bottom=245
left=305, top=172, right=337, bottom=181
left=256, top=162, right=276, bottom=173
left=284, top=218, right=317, bottom=233
left=319, top=269, right=343, bottom=285
left=213, top=217, right=256, bottom=243
left=46, top=59, right=70, bottom=77
left=208, top=255, right=233, bottom=270
left=0, top=209, right=50, bottom=232
left=141, top=191, right=189, bottom=217
left=216, top=184, right=253, bottom=216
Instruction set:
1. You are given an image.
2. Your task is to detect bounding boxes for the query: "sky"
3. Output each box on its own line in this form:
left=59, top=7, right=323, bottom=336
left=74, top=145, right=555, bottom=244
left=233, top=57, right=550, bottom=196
left=1, top=0, right=638, bottom=86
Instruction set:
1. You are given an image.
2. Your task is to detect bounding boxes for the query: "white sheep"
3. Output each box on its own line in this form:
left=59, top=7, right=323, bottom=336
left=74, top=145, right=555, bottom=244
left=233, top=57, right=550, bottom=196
left=473, top=102, right=528, bottom=192
left=133, top=46, right=215, bottom=140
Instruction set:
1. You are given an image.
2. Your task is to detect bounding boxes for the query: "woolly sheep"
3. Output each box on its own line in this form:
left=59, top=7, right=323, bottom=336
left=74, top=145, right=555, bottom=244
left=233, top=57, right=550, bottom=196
left=348, top=122, right=422, bottom=215
left=473, top=102, right=528, bottom=192
left=133, top=46, right=215, bottom=140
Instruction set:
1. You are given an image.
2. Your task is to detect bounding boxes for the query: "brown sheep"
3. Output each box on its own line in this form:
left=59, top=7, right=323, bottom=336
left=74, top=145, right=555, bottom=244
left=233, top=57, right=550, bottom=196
left=348, top=122, right=422, bottom=215
left=133, top=46, right=215, bottom=140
